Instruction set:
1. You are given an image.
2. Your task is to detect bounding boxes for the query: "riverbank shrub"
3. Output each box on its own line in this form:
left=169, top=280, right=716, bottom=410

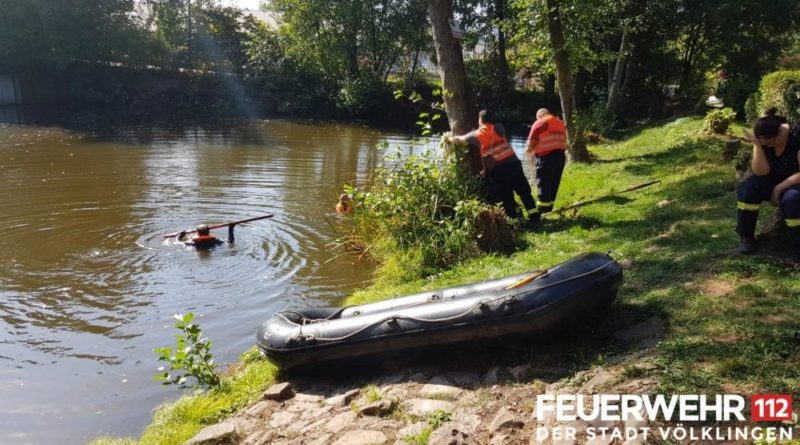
left=575, top=104, right=614, bottom=143
left=154, top=313, right=220, bottom=390
left=748, top=70, right=800, bottom=123
left=341, top=140, right=518, bottom=279
left=337, top=73, right=395, bottom=119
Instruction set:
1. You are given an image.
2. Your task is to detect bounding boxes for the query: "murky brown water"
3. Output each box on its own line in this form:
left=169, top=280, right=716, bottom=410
left=0, top=120, right=531, bottom=445
left=0, top=120, right=423, bottom=445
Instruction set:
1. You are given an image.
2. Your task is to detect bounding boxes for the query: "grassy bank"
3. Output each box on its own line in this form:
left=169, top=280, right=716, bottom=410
left=91, top=116, right=799, bottom=445
left=346, top=116, right=800, bottom=395
left=90, top=349, right=278, bottom=445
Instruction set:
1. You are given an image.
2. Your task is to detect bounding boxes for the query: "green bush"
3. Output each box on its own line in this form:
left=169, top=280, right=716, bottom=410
left=340, top=140, right=518, bottom=279
left=575, top=104, right=614, bottom=142
left=465, top=57, right=509, bottom=104
left=154, top=313, right=220, bottom=390
left=703, top=107, right=737, bottom=134
left=744, top=91, right=761, bottom=125
left=337, top=73, right=394, bottom=118
left=750, top=70, right=800, bottom=123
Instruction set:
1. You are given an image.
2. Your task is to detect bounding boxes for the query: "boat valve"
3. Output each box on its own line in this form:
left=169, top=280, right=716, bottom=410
left=386, top=317, right=401, bottom=330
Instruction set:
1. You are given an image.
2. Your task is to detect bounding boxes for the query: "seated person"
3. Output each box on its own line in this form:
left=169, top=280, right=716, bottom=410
left=178, top=224, right=235, bottom=249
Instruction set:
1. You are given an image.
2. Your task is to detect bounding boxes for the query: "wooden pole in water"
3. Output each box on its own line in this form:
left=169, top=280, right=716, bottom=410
left=163, top=214, right=274, bottom=238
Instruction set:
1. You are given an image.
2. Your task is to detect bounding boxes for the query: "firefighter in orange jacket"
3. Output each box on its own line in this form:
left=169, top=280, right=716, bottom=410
left=527, top=108, right=569, bottom=214
left=177, top=224, right=234, bottom=249
left=448, top=109, right=539, bottom=227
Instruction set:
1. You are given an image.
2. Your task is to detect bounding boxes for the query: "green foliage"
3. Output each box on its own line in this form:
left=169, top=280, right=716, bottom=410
left=574, top=104, right=614, bottom=142
left=703, top=107, right=737, bottom=134
left=401, top=409, right=452, bottom=445
left=751, top=70, right=800, bottom=123
left=341, top=138, right=518, bottom=279
left=363, top=384, right=383, bottom=403
left=0, top=0, right=155, bottom=73
left=466, top=56, right=510, bottom=103
left=337, top=73, right=394, bottom=118
left=744, top=91, right=761, bottom=125
left=268, top=0, right=428, bottom=81
left=154, top=313, right=220, bottom=390
left=90, top=348, right=278, bottom=445
left=151, top=0, right=258, bottom=72
left=427, top=409, right=452, bottom=429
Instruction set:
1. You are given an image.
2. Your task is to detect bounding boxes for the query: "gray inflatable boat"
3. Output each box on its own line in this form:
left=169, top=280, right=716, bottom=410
left=256, top=252, right=622, bottom=369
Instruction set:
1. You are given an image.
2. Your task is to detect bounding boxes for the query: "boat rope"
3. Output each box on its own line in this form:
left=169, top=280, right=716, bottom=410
left=278, top=307, right=351, bottom=324
left=288, top=258, right=619, bottom=344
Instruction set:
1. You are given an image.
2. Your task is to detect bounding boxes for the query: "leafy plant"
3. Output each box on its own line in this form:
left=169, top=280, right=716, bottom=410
left=154, top=313, right=221, bottom=390
left=340, top=141, right=518, bottom=278
left=574, top=104, right=614, bottom=143
left=363, top=384, right=383, bottom=402
left=703, top=107, right=737, bottom=134
left=401, top=409, right=452, bottom=445
left=337, top=73, right=394, bottom=118
left=750, top=70, right=800, bottom=123
left=427, top=409, right=452, bottom=429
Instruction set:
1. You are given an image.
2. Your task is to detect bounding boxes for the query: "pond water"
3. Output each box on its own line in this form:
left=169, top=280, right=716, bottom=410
left=0, top=120, right=530, bottom=444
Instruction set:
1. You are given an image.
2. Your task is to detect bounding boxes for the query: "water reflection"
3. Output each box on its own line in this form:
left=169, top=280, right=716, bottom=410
left=0, top=119, right=531, bottom=444
left=0, top=120, right=399, bottom=444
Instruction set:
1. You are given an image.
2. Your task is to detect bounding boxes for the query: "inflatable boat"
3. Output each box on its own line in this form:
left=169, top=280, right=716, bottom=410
left=256, top=252, right=622, bottom=368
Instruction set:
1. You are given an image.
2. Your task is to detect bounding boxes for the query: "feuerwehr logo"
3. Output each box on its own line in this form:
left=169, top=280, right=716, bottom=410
left=533, top=394, right=796, bottom=442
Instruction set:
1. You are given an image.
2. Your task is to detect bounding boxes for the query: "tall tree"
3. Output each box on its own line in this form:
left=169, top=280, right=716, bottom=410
left=269, top=0, right=429, bottom=83
left=545, top=0, right=589, bottom=162
left=0, top=0, right=152, bottom=73
left=427, top=0, right=481, bottom=173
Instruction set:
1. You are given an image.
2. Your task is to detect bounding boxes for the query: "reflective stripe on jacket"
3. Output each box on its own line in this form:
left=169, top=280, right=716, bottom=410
left=475, top=124, right=516, bottom=162
left=530, top=115, right=568, bottom=155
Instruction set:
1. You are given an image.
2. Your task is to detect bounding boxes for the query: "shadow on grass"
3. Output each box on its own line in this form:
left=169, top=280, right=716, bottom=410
left=621, top=138, right=719, bottom=177
left=553, top=156, right=800, bottom=393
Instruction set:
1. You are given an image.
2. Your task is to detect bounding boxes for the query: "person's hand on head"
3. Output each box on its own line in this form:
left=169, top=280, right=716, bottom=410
left=743, top=129, right=758, bottom=144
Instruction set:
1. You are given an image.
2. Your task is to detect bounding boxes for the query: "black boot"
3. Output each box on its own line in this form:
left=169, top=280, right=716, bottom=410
left=788, top=228, right=800, bottom=262
left=738, top=236, right=756, bottom=255
left=524, top=212, right=541, bottom=231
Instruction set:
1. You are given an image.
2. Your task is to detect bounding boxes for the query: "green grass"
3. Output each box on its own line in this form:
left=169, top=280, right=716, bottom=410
left=87, top=348, right=278, bottom=445
left=402, top=409, right=452, bottom=445
left=345, top=116, right=800, bottom=396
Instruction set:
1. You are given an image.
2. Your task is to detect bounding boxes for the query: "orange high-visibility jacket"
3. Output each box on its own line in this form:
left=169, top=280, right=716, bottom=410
left=475, top=123, right=515, bottom=162
left=528, top=115, right=568, bottom=156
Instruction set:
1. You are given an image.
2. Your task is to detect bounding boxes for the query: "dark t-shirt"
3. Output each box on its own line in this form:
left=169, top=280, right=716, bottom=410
left=764, top=123, right=800, bottom=181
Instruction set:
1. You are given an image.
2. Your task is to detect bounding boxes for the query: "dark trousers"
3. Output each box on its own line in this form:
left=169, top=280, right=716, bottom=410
left=736, top=175, right=800, bottom=248
left=489, top=159, right=538, bottom=220
left=535, top=150, right=567, bottom=213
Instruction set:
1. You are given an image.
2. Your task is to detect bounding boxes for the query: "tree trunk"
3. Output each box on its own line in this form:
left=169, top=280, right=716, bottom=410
left=606, top=36, right=614, bottom=92
left=545, top=0, right=589, bottom=162
left=495, top=0, right=510, bottom=95
left=618, top=51, right=636, bottom=114
left=544, top=74, right=556, bottom=104
left=409, top=47, right=421, bottom=82
left=606, top=28, right=630, bottom=114
left=427, top=0, right=481, bottom=173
